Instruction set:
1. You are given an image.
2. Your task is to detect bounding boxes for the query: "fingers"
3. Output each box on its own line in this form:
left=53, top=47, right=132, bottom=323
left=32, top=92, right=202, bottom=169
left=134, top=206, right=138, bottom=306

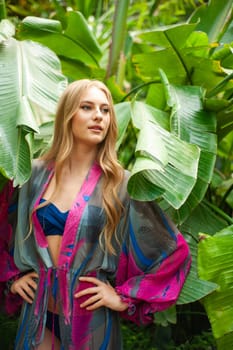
left=83, top=299, right=103, bottom=311
left=27, top=278, right=38, bottom=291
left=28, top=271, right=39, bottom=279
left=74, top=276, right=104, bottom=300
left=74, top=276, right=128, bottom=312
left=16, top=283, right=35, bottom=304
left=11, top=271, right=39, bottom=304
left=78, top=276, right=102, bottom=285
left=75, top=286, right=99, bottom=298
left=79, top=294, right=103, bottom=310
left=75, top=285, right=104, bottom=311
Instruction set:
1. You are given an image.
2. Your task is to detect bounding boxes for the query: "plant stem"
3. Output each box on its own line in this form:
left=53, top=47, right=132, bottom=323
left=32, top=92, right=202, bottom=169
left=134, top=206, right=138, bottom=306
left=120, top=79, right=159, bottom=101
left=105, top=0, right=130, bottom=79
left=219, top=183, right=233, bottom=208
left=0, top=0, right=6, bottom=20
left=204, top=199, right=233, bottom=224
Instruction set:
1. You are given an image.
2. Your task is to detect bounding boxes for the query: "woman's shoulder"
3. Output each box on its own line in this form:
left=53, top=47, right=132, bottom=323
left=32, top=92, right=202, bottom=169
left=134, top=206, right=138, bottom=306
left=123, top=169, right=131, bottom=178
left=32, top=158, right=46, bottom=169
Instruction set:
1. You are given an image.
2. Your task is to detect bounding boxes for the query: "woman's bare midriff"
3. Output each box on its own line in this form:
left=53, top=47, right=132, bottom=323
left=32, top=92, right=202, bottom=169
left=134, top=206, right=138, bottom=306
left=46, top=235, right=62, bottom=314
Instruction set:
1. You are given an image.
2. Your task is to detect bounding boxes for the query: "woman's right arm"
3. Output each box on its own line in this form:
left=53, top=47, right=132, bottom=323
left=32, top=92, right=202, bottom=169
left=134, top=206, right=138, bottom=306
left=0, top=181, right=23, bottom=314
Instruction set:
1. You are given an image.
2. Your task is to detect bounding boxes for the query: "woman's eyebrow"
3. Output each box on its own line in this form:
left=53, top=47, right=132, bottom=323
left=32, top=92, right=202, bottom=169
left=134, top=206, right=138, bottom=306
left=80, top=100, right=92, bottom=104
left=80, top=100, right=109, bottom=106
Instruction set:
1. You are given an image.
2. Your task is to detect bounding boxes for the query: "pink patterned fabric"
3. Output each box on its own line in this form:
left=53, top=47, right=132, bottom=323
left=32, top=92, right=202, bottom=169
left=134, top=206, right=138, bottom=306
left=72, top=271, right=97, bottom=348
left=0, top=181, right=22, bottom=315
left=1, top=160, right=191, bottom=349
left=116, top=233, right=191, bottom=325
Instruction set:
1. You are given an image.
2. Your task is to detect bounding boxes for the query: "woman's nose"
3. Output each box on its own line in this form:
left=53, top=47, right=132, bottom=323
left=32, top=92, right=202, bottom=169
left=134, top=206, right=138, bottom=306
left=94, top=107, right=103, bottom=119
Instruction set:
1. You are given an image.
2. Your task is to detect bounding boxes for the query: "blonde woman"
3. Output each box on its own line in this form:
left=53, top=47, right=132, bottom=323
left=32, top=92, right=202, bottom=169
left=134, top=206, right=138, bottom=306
left=2, top=79, right=191, bottom=349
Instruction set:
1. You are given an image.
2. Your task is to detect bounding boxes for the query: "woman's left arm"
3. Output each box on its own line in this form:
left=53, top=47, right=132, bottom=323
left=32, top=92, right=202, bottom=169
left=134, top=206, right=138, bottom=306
left=74, top=199, right=191, bottom=322
left=114, top=199, right=191, bottom=325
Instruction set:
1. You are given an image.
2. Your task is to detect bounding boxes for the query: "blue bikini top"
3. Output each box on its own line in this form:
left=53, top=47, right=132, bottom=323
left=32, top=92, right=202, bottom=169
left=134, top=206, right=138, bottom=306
left=36, top=198, right=69, bottom=236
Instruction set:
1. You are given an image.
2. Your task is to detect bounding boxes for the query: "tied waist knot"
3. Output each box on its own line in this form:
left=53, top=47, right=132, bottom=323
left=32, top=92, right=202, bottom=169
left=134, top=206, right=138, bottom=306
left=34, top=267, right=71, bottom=325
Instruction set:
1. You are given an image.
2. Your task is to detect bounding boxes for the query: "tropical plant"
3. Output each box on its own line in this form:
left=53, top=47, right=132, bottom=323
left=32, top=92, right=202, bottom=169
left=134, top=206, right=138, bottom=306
left=0, top=0, right=233, bottom=349
left=0, top=3, right=67, bottom=187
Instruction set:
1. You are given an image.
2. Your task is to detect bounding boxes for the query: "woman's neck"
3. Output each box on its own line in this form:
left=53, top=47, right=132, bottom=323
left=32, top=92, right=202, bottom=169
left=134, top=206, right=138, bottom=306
left=67, top=147, right=98, bottom=175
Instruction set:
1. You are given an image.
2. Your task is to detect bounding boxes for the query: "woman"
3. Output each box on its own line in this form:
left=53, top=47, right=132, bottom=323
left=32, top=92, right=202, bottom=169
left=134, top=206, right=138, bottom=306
left=3, top=79, right=191, bottom=349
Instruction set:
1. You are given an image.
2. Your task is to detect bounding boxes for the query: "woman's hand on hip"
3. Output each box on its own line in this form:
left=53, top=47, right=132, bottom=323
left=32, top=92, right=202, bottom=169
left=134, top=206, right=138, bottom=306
left=74, top=276, right=128, bottom=312
left=10, top=271, right=39, bottom=304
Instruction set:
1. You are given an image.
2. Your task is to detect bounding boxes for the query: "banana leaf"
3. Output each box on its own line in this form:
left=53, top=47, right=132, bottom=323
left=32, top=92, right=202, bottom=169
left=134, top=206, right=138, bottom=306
left=160, top=72, right=217, bottom=222
left=0, top=19, right=67, bottom=186
left=115, top=100, right=200, bottom=208
left=189, top=0, right=233, bottom=43
left=17, top=11, right=102, bottom=69
left=198, top=225, right=233, bottom=349
left=159, top=199, right=228, bottom=305
left=132, top=22, right=228, bottom=92
left=178, top=236, right=217, bottom=304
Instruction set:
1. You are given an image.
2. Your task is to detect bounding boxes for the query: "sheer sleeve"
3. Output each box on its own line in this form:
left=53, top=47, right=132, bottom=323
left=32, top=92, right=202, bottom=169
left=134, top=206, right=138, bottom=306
left=0, top=181, right=22, bottom=315
left=115, top=199, right=191, bottom=325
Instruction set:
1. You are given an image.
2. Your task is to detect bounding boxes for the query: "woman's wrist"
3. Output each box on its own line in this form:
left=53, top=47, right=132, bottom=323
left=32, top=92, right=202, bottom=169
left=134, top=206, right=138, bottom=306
left=5, top=273, right=23, bottom=295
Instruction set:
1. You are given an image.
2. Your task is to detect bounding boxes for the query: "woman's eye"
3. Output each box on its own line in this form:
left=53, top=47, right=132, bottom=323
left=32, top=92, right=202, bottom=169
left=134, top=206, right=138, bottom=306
left=81, top=105, right=91, bottom=111
left=101, top=108, right=109, bottom=114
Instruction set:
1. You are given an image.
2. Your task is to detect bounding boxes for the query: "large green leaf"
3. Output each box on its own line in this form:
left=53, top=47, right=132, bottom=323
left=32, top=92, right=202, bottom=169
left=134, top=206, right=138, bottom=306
left=114, top=102, right=131, bottom=150
left=106, top=0, right=130, bottom=79
left=133, top=48, right=187, bottom=85
left=0, top=20, right=67, bottom=186
left=132, top=22, right=197, bottom=85
left=189, top=0, right=233, bottom=43
left=217, top=107, right=233, bottom=141
left=161, top=74, right=217, bottom=222
left=73, top=0, right=100, bottom=19
left=198, top=225, right=233, bottom=346
left=117, top=101, right=200, bottom=208
left=137, top=22, right=197, bottom=49
left=178, top=236, right=217, bottom=304
left=216, top=332, right=233, bottom=350
left=213, top=45, right=233, bottom=70
left=132, top=23, right=228, bottom=92
left=60, top=57, right=106, bottom=81
left=17, top=12, right=102, bottom=69
left=162, top=200, right=229, bottom=304
left=180, top=200, right=229, bottom=238
left=0, top=19, right=15, bottom=41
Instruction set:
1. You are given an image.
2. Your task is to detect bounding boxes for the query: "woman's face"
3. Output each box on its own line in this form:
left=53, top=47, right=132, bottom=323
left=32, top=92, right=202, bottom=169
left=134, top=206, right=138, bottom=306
left=71, top=86, right=111, bottom=148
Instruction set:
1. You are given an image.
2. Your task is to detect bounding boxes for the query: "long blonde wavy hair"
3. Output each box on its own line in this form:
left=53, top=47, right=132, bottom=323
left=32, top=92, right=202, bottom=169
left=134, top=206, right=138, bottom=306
left=40, top=79, right=125, bottom=254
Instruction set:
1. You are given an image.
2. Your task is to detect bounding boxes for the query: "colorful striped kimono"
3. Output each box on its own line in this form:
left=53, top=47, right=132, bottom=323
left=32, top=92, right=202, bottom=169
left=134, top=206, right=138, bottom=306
left=1, top=159, right=191, bottom=350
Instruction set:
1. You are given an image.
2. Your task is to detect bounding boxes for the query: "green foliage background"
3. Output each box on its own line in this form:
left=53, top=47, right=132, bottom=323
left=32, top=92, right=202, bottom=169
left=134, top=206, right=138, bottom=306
left=0, top=0, right=233, bottom=349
